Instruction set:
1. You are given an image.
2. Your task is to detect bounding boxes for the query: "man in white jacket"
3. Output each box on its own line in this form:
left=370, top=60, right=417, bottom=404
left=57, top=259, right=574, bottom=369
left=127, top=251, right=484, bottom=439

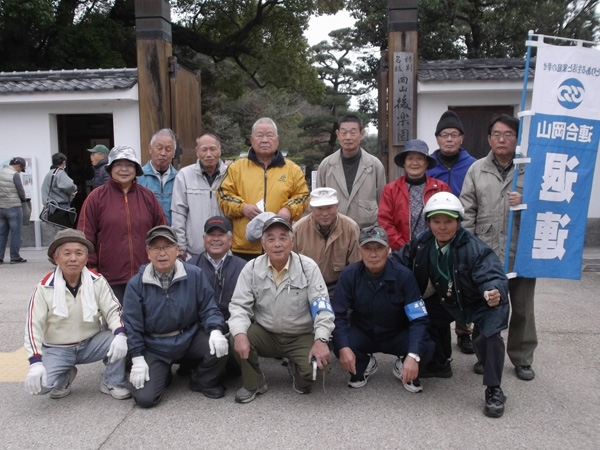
left=24, top=229, right=130, bottom=399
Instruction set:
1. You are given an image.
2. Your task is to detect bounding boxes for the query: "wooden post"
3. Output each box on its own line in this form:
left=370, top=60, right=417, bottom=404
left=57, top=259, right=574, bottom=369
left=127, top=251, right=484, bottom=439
left=135, top=0, right=173, bottom=164
left=387, top=0, right=418, bottom=182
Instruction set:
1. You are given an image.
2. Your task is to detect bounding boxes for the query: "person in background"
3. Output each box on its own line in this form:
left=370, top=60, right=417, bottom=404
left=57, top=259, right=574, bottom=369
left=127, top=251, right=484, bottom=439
left=41, top=152, right=77, bottom=210
left=88, top=145, right=110, bottom=189
left=0, top=157, right=28, bottom=264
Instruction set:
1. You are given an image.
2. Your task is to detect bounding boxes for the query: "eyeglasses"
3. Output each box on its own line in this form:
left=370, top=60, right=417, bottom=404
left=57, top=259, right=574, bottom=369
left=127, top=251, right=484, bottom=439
left=439, top=132, right=461, bottom=139
left=147, top=244, right=178, bottom=254
left=490, top=131, right=516, bottom=140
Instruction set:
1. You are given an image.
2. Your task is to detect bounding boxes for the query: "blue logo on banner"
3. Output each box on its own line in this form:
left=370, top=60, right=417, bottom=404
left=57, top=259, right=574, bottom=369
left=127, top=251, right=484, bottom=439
left=557, top=78, right=584, bottom=109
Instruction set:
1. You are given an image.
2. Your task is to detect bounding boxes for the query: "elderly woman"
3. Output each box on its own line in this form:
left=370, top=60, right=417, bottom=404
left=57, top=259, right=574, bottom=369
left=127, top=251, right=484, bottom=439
left=378, top=139, right=450, bottom=251
left=78, top=146, right=166, bottom=303
left=41, top=153, right=77, bottom=210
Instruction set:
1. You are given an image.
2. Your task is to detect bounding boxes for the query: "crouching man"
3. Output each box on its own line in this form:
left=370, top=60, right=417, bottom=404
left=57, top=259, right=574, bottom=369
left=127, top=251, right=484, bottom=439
left=123, top=226, right=228, bottom=407
left=24, top=229, right=130, bottom=399
left=332, top=226, right=434, bottom=393
left=228, top=216, right=335, bottom=403
left=392, top=192, right=510, bottom=418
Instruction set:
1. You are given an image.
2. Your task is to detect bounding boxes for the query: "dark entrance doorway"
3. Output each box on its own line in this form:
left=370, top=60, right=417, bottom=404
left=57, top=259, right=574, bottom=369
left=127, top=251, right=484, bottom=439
left=56, top=114, right=114, bottom=213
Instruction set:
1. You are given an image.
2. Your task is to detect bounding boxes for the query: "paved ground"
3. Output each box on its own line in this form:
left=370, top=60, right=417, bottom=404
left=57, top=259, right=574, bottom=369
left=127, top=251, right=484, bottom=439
left=1, top=247, right=599, bottom=449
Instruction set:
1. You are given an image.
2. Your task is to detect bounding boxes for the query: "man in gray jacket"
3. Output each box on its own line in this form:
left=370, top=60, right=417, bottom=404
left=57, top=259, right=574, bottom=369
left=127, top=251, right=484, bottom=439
left=317, top=115, right=386, bottom=228
left=228, top=216, right=335, bottom=403
left=460, top=114, right=537, bottom=382
left=171, top=132, right=227, bottom=260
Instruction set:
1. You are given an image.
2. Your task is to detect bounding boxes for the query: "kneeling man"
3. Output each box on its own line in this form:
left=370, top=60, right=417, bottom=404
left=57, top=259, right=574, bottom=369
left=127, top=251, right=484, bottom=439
left=332, top=226, right=434, bottom=393
left=123, top=226, right=228, bottom=407
left=24, top=229, right=130, bottom=399
left=393, top=192, right=510, bottom=418
left=228, top=216, right=335, bottom=403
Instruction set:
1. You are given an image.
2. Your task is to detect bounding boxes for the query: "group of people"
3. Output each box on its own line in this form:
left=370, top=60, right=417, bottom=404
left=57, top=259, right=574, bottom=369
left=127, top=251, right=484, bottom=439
left=21, top=111, right=537, bottom=419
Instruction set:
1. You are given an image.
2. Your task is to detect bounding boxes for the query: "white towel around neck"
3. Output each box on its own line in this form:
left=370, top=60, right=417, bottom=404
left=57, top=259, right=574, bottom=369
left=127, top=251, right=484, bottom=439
left=53, top=266, right=97, bottom=322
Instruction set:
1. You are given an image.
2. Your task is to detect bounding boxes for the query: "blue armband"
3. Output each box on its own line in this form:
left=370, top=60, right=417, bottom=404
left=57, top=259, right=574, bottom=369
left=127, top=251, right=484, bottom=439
left=310, top=296, right=333, bottom=318
left=404, top=299, right=428, bottom=321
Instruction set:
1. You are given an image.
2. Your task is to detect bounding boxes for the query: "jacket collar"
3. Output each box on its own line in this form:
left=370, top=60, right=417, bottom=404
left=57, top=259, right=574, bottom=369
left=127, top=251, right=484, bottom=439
left=248, top=148, right=286, bottom=168
left=41, top=268, right=101, bottom=287
left=142, top=259, right=187, bottom=286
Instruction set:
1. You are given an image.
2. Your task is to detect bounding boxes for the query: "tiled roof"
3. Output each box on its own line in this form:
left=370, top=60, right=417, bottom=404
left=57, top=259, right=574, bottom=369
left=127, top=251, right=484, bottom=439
left=0, top=68, right=137, bottom=94
left=418, top=58, right=535, bottom=82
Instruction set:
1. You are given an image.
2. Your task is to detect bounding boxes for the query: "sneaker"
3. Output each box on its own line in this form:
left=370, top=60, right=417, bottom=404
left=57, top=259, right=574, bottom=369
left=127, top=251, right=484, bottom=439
left=484, top=386, right=507, bottom=418
left=457, top=335, right=475, bottom=354
left=348, top=355, right=379, bottom=389
left=473, top=360, right=484, bottom=375
left=392, top=357, right=423, bottom=393
left=515, top=365, right=535, bottom=381
left=420, top=360, right=453, bottom=378
left=287, top=360, right=312, bottom=394
left=10, top=257, right=27, bottom=264
left=50, top=367, right=77, bottom=399
left=100, top=381, right=132, bottom=400
left=234, top=376, right=268, bottom=404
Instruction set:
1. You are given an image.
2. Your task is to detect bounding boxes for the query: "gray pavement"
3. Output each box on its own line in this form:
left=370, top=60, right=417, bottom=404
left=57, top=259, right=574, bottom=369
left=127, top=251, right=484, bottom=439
left=1, top=247, right=599, bottom=449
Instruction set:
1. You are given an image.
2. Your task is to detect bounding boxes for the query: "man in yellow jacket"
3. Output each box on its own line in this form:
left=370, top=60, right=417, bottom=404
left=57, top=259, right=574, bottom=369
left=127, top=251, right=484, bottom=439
left=218, top=117, right=309, bottom=260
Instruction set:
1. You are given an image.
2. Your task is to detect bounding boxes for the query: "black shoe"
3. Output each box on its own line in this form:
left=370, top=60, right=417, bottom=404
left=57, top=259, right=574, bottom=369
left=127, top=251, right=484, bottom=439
left=473, top=361, right=484, bottom=375
left=0, top=259, right=4, bottom=264
left=189, top=377, right=225, bottom=399
left=457, top=335, right=475, bottom=354
left=420, top=361, right=453, bottom=378
left=10, top=258, right=27, bottom=264
left=484, top=386, right=507, bottom=418
left=515, top=365, right=535, bottom=381
left=176, top=365, right=192, bottom=377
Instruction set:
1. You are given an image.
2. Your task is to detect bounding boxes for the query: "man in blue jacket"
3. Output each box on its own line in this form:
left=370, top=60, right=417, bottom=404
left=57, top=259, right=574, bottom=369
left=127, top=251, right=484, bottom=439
left=426, top=110, right=477, bottom=355
left=331, top=225, right=434, bottom=393
left=122, top=226, right=229, bottom=407
left=393, top=192, right=510, bottom=418
left=138, top=129, right=178, bottom=224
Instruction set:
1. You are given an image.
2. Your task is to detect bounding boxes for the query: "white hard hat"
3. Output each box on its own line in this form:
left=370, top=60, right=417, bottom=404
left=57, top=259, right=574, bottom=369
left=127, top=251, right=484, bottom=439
left=423, top=192, right=464, bottom=220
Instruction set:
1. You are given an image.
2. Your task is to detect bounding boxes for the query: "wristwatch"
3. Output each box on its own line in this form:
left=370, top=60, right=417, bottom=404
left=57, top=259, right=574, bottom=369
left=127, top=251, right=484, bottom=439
left=317, top=338, right=328, bottom=343
left=407, top=353, right=420, bottom=362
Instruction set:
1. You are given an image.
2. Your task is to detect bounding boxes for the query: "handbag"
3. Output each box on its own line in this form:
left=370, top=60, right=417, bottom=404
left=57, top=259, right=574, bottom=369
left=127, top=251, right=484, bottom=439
left=39, top=169, right=77, bottom=229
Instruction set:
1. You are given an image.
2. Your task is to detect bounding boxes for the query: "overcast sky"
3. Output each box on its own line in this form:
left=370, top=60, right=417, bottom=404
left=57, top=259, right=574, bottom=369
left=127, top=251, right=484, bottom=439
left=305, top=10, right=354, bottom=46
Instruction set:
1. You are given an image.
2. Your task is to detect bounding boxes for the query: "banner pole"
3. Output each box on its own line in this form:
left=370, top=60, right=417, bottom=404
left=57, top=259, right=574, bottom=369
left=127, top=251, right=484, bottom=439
left=504, top=30, right=535, bottom=274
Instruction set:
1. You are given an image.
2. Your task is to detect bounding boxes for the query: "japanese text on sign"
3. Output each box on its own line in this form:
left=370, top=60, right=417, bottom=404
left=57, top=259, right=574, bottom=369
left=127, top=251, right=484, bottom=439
left=392, top=52, right=415, bottom=145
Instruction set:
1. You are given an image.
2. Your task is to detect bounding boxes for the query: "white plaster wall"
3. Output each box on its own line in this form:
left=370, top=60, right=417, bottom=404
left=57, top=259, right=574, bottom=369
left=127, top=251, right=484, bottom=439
left=416, top=82, right=600, bottom=219
left=0, top=96, right=140, bottom=215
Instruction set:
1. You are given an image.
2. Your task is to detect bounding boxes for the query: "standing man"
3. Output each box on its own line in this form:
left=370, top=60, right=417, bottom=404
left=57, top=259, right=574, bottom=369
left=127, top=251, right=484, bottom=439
left=317, top=114, right=386, bottom=229
left=0, top=157, right=28, bottom=264
left=332, top=226, right=434, bottom=393
left=218, top=118, right=309, bottom=260
left=293, top=187, right=360, bottom=297
left=460, top=114, right=537, bottom=382
left=228, top=216, right=334, bottom=403
left=24, top=229, right=130, bottom=400
left=172, top=133, right=228, bottom=259
left=87, top=144, right=110, bottom=189
left=123, top=226, right=229, bottom=407
left=427, top=111, right=477, bottom=355
left=394, top=192, right=510, bottom=418
left=137, top=129, right=178, bottom=225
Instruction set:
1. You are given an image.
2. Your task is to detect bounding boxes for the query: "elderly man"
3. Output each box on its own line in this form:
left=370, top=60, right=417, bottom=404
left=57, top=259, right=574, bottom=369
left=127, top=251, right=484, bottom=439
left=460, top=114, right=537, bottom=382
left=172, top=133, right=228, bottom=259
left=24, top=229, right=130, bottom=399
left=88, top=144, right=110, bottom=189
left=317, top=114, right=386, bottom=228
left=332, top=226, right=434, bottom=393
left=293, top=187, right=360, bottom=297
left=228, top=216, right=334, bottom=403
left=0, top=157, right=28, bottom=264
left=218, top=118, right=309, bottom=260
left=122, top=226, right=229, bottom=407
left=78, top=146, right=166, bottom=302
left=137, top=129, right=178, bottom=225
left=427, top=111, right=478, bottom=355
left=393, top=192, right=510, bottom=418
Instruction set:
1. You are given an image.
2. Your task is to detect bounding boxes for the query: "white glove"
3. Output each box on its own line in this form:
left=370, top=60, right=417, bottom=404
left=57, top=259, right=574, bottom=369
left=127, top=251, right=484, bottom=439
left=208, top=330, right=229, bottom=358
left=107, top=334, right=128, bottom=364
left=25, top=362, right=47, bottom=395
left=130, top=356, right=150, bottom=390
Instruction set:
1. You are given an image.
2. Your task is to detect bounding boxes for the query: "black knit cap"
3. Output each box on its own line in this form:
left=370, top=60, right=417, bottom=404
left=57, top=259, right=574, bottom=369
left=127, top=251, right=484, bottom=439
left=435, top=111, right=465, bottom=136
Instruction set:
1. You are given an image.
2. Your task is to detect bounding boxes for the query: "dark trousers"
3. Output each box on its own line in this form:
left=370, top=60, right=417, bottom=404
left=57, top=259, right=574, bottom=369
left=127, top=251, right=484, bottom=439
left=424, top=296, right=454, bottom=366
left=333, top=326, right=434, bottom=379
left=132, top=330, right=227, bottom=408
left=473, top=327, right=505, bottom=387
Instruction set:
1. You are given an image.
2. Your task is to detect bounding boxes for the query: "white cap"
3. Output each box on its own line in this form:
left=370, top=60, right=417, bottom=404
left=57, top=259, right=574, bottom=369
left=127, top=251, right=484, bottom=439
left=310, top=187, right=338, bottom=208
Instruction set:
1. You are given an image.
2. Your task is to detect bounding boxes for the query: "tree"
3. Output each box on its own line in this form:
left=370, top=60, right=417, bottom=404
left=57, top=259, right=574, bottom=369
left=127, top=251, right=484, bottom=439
left=347, top=0, right=600, bottom=88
